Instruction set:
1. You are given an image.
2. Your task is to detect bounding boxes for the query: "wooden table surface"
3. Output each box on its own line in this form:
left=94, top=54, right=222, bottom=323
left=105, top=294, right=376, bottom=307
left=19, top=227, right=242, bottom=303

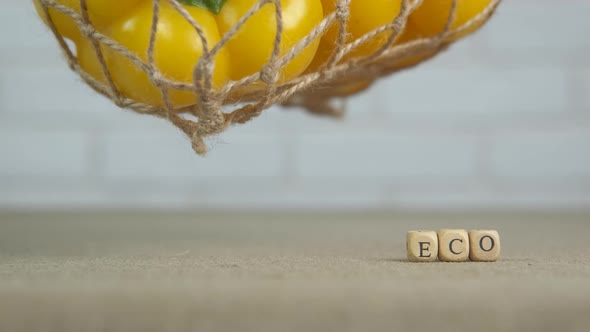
left=1, top=211, right=589, bottom=332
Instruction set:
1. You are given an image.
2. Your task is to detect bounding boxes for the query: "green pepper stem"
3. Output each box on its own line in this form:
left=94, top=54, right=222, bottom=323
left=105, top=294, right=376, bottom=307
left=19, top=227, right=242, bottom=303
left=177, top=0, right=227, bottom=14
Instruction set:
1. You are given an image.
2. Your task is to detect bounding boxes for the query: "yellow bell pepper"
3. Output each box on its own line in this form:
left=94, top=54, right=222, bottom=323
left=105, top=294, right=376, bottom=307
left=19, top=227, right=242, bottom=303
left=217, top=0, right=323, bottom=82
left=33, top=0, right=323, bottom=108
left=307, top=0, right=403, bottom=72
left=407, top=0, right=494, bottom=40
left=385, top=0, right=493, bottom=70
left=33, top=0, right=143, bottom=41
left=308, top=0, right=493, bottom=72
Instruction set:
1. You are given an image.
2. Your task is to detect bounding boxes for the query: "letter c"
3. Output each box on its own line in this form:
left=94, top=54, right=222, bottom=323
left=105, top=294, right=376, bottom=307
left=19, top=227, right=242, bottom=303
left=449, top=238, right=463, bottom=255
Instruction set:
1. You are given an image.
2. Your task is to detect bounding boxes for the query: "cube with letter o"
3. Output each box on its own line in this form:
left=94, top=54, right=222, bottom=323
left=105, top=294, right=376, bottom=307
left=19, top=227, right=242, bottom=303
left=469, top=230, right=501, bottom=262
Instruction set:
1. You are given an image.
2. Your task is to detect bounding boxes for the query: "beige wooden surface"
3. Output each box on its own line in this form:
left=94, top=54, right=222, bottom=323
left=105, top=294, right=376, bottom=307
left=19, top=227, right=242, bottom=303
left=1, top=211, right=589, bottom=332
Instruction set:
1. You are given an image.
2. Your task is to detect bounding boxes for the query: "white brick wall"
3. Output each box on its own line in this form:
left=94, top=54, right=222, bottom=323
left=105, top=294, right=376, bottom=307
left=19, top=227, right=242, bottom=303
left=372, top=66, right=568, bottom=115
left=1, top=0, right=589, bottom=210
left=103, top=131, right=285, bottom=180
left=0, top=130, right=89, bottom=177
left=490, top=130, right=590, bottom=182
left=295, top=133, right=479, bottom=179
left=485, top=1, right=590, bottom=52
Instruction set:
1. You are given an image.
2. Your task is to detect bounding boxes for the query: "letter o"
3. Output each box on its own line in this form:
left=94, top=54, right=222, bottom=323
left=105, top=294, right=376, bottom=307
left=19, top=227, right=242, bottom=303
left=479, top=235, right=495, bottom=252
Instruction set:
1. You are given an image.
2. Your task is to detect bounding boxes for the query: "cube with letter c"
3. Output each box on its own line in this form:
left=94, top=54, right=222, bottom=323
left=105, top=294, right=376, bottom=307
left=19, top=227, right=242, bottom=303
left=437, top=229, right=470, bottom=262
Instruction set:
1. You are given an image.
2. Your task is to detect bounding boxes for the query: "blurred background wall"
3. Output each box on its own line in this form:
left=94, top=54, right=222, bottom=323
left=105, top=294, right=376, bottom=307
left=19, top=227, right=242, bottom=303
left=1, top=0, right=589, bottom=211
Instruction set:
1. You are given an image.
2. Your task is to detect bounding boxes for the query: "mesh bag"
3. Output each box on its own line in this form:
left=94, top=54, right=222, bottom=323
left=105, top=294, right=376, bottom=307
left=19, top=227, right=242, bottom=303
left=35, top=0, right=501, bottom=155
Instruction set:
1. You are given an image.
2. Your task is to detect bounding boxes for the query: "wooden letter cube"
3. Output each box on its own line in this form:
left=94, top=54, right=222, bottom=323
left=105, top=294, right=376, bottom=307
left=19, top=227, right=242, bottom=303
left=469, top=230, right=501, bottom=262
left=437, top=229, right=469, bottom=262
left=407, top=231, right=438, bottom=262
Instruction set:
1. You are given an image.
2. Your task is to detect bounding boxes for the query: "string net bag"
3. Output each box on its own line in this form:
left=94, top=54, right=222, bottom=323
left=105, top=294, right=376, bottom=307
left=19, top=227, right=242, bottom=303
left=34, top=0, right=501, bottom=155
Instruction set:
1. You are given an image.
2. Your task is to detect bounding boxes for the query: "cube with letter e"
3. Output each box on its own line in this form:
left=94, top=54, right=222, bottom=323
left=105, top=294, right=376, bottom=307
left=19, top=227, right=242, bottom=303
left=407, top=231, right=439, bottom=262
